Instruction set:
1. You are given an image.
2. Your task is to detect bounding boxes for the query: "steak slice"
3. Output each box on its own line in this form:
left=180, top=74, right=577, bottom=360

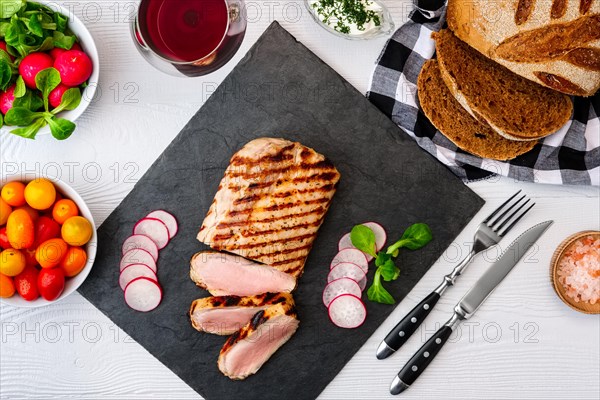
left=218, top=300, right=299, bottom=380
left=197, top=137, right=340, bottom=278
left=189, top=251, right=297, bottom=296
left=189, top=292, right=294, bottom=335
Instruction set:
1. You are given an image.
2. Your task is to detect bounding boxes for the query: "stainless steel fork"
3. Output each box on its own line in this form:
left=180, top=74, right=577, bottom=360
left=376, top=191, right=534, bottom=359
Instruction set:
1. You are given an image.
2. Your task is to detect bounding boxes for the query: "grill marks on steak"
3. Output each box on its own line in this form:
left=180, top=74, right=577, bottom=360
left=197, top=138, right=340, bottom=277
left=218, top=301, right=299, bottom=380
left=189, top=292, right=294, bottom=335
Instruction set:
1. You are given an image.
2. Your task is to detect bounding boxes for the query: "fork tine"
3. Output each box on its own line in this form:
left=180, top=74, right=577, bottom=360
left=488, top=194, right=527, bottom=228
left=483, top=190, right=521, bottom=224
left=498, top=202, right=536, bottom=237
left=494, top=198, right=530, bottom=232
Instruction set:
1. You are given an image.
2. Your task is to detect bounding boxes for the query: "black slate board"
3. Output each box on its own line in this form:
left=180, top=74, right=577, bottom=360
left=79, top=22, right=484, bottom=400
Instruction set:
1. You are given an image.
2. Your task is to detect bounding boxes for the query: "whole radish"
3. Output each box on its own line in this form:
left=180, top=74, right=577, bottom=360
left=54, top=50, right=93, bottom=87
left=49, top=43, right=81, bottom=60
left=19, top=53, right=54, bottom=89
left=0, top=85, right=16, bottom=115
left=48, top=84, right=71, bottom=109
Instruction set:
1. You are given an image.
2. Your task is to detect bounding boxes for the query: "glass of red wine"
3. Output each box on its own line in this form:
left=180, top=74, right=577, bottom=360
left=131, top=0, right=246, bottom=77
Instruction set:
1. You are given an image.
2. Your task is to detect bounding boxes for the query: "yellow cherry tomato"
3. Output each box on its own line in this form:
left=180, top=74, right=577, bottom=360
left=61, top=216, right=93, bottom=246
left=24, top=179, right=56, bottom=210
left=0, top=248, right=27, bottom=277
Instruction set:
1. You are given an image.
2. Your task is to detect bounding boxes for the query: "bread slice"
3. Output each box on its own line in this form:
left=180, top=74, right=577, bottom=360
left=446, top=0, right=600, bottom=97
left=433, top=29, right=573, bottom=141
left=417, top=59, right=537, bottom=160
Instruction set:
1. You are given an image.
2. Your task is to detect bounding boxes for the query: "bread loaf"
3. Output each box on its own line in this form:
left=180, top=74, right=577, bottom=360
left=434, top=29, right=573, bottom=141
left=417, top=60, right=537, bottom=160
left=447, top=0, right=600, bottom=96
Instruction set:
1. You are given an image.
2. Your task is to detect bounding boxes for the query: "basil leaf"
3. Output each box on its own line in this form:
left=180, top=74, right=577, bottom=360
left=0, top=0, right=25, bottom=19
left=52, top=30, right=76, bottom=50
left=35, top=67, right=61, bottom=111
left=9, top=117, right=45, bottom=139
left=51, top=87, right=81, bottom=114
left=4, top=107, right=42, bottom=126
left=47, top=116, right=75, bottom=140
left=14, top=75, right=25, bottom=98
left=367, top=271, right=395, bottom=305
left=13, top=89, right=44, bottom=111
left=0, top=58, right=13, bottom=91
left=379, top=259, right=400, bottom=282
left=53, top=11, right=68, bottom=32
left=387, top=223, right=433, bottom=253
left=350, top=224, right=377, bottom=257
left=25, top=13, right=44, bottom=37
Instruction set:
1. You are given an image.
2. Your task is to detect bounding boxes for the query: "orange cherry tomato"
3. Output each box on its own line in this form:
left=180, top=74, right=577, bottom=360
left=24, top=179, right=56, bottom=210
left=0, top=273, right=15, bottom=298
left=0, top=198, right=11, bottom=225
left=14, top=205, right=39, bottom=223
left=1, top=182, right=26, bottom=207
left=6, top=209, right=35, bottom=249
left=35, top=238, right=68, bottom=269
left=52, top=199, right=79, bottom=224
left=59, top=246, right=87, bottom=277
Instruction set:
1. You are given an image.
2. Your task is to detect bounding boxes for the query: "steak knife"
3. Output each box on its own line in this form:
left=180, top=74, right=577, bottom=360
left=389, top=220, right=553, bottom=395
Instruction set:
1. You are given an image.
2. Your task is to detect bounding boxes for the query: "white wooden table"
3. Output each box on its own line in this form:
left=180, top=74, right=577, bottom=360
left=1, top=1, right=599, bottom=399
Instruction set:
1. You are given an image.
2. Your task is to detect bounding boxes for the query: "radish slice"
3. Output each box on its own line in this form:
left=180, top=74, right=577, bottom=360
left=146, top=210, right=178, bottom=239
left=133, top=218, right=170, bottom=250
left=124, top=277, right=162, bottom=312
left=338, top=232, right=373, bottom=262
left=362, top=222, right=387, bottom=251
left=328, top=294, right=367, bottom=329
left=331, top=248, right=369, bottom=273
left=119, top=264, right=158, bottom=290
left=120, top=249, right=157, bottom=272
left=323, top=277, right=362, bottom=307
left=122, top=235, right=159, bottom=261
left=328, top=262, right=367, bottom=291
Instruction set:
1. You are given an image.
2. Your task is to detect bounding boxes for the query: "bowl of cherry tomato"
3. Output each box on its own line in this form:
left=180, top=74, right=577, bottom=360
left=0, top=175, right=97, bottom=307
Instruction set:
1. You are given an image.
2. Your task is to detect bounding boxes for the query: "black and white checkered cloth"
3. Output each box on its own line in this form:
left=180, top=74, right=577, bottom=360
left=367, top=0, right=600, bottom=185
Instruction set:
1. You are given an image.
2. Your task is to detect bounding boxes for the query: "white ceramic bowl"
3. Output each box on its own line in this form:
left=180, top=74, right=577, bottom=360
left=305, top=0, right=395, bottom=40
left=0, top=0, right=99, bottom=138
left=0, top=175, right=97, bottom=307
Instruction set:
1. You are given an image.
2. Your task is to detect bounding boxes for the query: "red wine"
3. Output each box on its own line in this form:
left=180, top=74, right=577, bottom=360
left=139, top=0, right=228, bottom=62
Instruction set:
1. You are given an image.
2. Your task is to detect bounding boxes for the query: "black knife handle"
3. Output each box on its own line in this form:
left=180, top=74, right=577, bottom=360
left=390, top=325, right=453, bottom=394
left=378, top=291, right=440, bottom=358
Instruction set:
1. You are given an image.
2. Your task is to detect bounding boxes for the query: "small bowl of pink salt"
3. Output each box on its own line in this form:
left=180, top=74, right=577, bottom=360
left=551, top=231, right=600, bottom=314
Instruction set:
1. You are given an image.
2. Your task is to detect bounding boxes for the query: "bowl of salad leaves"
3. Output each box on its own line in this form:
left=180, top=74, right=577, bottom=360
left=0, top=0, right=99, bottom=140
left=305, top=0, right=395, bottom=40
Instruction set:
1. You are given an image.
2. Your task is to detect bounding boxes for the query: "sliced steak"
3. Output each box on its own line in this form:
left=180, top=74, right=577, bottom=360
left=189, top=292, right=294, bottom=335
left=189, top=251, right=297, bottom=296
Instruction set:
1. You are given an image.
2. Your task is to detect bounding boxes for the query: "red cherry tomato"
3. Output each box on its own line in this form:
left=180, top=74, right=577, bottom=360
left=0, top=85, right=16, bottom=115
left=54, top=50, right=93, bottom=87
left=37, top=267, right=65, bottom=301
left=32, top=216, right=61, bottom=248
left=0, top=227, right=10, bottom=249
left=19, top=52, right=54, bottom=89
left=14, top=265, right=39, bottom=301
left=0, top=41, right=13, bottom=61
left=23, top=248, right=38, bottom=269
left=48, top=84, right=70, bottom=109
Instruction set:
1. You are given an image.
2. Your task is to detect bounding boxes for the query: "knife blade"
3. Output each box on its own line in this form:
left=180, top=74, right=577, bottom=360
left=389, top=220, right=553, bottom=395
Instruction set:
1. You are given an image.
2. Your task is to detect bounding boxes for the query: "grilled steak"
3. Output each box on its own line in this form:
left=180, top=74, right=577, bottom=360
left=218, top=300, right=299, bottom=380
left=197, top=137, right=340, bottom=278
left=190, top=251, right=296, bottom=296
left=189, top=292, right=294, bottom=335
